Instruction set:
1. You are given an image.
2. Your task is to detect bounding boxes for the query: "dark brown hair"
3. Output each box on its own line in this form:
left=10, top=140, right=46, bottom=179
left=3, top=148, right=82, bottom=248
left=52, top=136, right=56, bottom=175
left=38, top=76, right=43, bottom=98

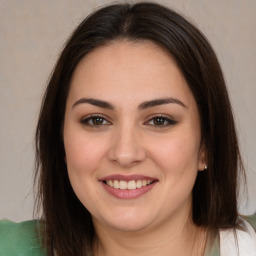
left=35, top=2, right=244, bottom=255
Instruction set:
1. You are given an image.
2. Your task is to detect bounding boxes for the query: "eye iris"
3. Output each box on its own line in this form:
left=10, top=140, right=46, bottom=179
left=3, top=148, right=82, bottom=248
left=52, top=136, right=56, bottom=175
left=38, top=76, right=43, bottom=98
left=153, top=117, right=165, bottom=125
left=92, top=117, right=103, bottom=125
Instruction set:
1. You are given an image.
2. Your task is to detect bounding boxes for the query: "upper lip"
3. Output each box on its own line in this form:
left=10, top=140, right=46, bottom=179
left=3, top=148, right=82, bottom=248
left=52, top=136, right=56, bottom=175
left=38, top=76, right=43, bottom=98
left=99, top=174, right=158, bottom=182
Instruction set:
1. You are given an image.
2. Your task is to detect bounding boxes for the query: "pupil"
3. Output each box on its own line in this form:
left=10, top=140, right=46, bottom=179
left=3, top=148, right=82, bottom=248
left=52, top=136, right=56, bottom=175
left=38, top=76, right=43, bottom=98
left=154, top=117, right=164, bottom=125
left=93, top=117, right=103, bottom=125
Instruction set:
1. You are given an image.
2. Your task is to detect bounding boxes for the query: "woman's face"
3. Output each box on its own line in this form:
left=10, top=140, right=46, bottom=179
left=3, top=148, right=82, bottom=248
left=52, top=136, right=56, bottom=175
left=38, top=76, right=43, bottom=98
left=63, top=40, right=206, bottom=232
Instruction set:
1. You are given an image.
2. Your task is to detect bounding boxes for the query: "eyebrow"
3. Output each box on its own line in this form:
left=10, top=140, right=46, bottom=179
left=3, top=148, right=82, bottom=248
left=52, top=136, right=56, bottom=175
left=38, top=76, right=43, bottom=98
left=72, top=98, right=115, bottom=109
left=138, top=98, right=187, bottom=110
left=72, top=97, right=187, bottom=110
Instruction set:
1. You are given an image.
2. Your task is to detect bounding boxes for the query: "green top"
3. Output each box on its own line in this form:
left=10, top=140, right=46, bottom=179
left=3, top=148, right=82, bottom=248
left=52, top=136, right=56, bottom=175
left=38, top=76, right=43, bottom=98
left=0, top=220, right=46, bottom=256
left=0, top=216, right=255, bottom=256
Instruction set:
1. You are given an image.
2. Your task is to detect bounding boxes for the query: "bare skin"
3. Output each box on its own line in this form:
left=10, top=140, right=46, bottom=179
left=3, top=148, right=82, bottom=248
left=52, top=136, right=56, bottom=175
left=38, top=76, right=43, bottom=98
left=93, top=212, right=207, bottom=256
left=64, top=40, right=208, bottom=256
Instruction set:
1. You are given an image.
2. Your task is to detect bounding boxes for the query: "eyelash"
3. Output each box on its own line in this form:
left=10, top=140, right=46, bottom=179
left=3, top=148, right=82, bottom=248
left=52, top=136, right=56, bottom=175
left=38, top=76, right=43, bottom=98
left=80, top=114, right=111, bottom=127
left=145, top=115, right=177, bottom=127
left=80, top=114, right=177, bottom=127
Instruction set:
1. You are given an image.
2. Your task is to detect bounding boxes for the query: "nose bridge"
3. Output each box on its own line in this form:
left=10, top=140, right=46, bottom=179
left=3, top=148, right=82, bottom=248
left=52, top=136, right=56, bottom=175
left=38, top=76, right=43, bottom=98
left=108, top=120, right=146, bottom=166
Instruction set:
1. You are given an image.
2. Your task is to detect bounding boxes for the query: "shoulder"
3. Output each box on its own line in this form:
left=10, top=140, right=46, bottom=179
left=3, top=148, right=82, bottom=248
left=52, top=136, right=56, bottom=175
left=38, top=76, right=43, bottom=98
left=219, top=214, right=256, bottom=256
left=244, top=214, right=256, bottom=231
left=0, top=219, right=46, bottom=256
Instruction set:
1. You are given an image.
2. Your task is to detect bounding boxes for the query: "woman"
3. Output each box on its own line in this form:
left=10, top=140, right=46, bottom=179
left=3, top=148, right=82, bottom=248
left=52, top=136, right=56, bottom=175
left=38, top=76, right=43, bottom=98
left=0, top=2, right=255, bottom=255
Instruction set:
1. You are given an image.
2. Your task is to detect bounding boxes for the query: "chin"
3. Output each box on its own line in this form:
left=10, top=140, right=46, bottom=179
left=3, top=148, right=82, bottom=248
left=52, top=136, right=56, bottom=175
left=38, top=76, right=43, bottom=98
left=93, top=211, right=156, bottom=233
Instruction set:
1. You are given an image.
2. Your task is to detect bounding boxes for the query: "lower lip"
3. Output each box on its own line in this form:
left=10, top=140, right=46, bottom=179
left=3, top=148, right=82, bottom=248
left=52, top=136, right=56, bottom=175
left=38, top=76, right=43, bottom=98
left=101, top=182, right=157, bottom=199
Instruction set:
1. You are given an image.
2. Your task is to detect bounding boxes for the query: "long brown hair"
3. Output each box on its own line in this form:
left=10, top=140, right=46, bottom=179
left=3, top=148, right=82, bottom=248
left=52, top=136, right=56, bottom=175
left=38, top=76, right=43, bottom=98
left=35, top=2, right=244, bottom=255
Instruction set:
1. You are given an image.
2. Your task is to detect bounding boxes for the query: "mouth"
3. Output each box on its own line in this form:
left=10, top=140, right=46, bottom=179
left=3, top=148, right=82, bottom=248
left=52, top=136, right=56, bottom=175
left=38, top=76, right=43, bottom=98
left=99, top=175, right=158, bottom=199
left=103, top=179, right=156, bottom=190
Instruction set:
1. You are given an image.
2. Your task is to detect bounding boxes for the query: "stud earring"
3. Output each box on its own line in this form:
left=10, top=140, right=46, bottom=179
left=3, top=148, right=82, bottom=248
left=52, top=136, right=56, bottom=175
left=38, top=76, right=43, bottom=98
left=204, top=164, right=208, bottom=170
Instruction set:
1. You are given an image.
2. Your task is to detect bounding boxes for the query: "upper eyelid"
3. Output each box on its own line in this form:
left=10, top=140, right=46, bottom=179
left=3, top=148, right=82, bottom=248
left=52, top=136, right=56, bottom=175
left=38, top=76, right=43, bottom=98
left=144, top=114, right=175, bottom=121
left=79, top=115, right=112, bottom=127
left=79, top=113, right=176, bottom=124
left=81, top=113, right=112, bottom=121
left=144, top=115, right=177, bottom=125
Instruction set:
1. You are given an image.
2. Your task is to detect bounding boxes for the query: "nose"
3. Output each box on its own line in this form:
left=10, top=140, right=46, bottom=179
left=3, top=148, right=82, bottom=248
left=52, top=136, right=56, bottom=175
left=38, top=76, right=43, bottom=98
left=107, top=125, right=147, bottom=167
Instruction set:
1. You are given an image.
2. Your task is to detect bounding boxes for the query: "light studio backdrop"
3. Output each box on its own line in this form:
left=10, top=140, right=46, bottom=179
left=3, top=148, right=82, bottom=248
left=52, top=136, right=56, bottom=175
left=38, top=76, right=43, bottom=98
left=0, top=0, right=255, bottom=221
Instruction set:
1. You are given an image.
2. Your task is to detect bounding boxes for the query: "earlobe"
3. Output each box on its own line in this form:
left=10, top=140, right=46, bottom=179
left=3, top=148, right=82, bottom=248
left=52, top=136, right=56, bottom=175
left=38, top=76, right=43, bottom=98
left=198, top=161, right=207, bottom=171
left=198, top=146, right=208, bottom=171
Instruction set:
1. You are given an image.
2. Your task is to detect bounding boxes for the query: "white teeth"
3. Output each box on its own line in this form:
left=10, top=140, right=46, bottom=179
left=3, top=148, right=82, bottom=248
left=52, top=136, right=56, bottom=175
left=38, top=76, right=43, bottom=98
left=105, top=179, right=154, bottom=190
left=120, top=180, right=127, bottom=189
left=113, top=180, right=120, bottom=189
left=136, top=180, right=142, bottom=188
left=128, top=180, right=136, bottom=190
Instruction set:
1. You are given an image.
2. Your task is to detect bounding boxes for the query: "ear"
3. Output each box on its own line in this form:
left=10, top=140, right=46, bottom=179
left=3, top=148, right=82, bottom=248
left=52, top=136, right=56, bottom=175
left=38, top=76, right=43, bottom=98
left=198, top=144, right=207, bottom=171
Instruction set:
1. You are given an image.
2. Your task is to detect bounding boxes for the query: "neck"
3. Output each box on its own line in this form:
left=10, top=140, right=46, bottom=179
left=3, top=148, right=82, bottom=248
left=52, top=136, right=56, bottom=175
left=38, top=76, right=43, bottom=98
left=92, top=212, right=207, bottom=256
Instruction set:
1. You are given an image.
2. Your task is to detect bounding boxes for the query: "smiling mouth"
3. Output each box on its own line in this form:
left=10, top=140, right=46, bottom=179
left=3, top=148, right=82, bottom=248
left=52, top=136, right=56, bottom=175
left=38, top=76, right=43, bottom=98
left=103, top=179, right=156, bottom=190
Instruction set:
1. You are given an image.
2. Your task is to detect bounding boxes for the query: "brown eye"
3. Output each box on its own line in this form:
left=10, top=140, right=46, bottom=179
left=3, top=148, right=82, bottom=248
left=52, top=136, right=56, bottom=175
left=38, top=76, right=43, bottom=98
left=81, top=115, right=111, bottom=126
left=146, top=116, right=177, bottom=127
left=91, top=117, right=104, bottom=125
left=153, top=117, right=166, bottom=126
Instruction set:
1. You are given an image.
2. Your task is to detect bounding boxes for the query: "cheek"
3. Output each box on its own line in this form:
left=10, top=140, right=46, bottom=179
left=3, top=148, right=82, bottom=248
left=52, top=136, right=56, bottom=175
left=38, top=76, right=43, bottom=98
left=64, top=131, right=108, bottom=176
left=64, top=133, right=108, bottom=208
left=150, top=133, right=201, bottom=175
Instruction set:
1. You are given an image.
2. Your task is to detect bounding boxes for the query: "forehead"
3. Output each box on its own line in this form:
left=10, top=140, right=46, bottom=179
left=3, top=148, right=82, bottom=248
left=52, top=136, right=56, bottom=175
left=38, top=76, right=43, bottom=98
left=68, top=39, right=196, bottom=108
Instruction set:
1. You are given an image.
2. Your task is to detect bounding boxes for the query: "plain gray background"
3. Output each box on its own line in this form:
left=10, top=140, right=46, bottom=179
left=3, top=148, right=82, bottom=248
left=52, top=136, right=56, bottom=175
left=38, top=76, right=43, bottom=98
left=0, top=0, right=255, bottom=221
